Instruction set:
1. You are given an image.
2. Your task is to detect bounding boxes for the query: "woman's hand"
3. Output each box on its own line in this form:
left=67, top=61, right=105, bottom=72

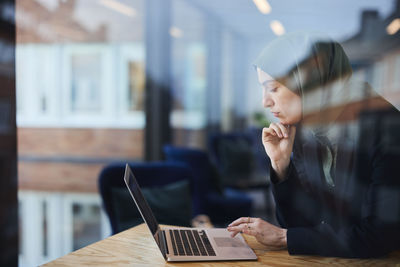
left=227, top=217, right=287, bottom=250
left=262, top=123, right=296, bottom=180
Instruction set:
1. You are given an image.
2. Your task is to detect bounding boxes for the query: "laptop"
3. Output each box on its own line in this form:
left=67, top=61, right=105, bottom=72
left=123, top=164, right=257, bottom=262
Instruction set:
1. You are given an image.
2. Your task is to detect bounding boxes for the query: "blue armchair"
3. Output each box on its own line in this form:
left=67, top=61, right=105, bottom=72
left=98, top=161, right=194, bottom=235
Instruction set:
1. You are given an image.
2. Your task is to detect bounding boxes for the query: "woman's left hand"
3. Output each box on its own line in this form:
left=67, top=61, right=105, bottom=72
left=227, top=217, right=287, bottom=250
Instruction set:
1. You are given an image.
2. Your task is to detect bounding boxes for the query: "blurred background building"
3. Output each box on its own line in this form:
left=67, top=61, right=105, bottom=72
left=8, top=0, right=400, bottom=266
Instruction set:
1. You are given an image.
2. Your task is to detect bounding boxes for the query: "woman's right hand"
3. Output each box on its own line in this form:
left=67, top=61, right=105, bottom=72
left=262, top=123, right=296, bottom=180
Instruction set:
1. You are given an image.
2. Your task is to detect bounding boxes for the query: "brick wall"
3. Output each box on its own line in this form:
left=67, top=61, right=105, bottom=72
left=18, top=128, right=143, bottom=158
left=18, top=128, right=144, bottom=192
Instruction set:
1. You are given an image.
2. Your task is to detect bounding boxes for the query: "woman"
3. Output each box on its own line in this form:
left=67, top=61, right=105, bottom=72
left=227, top=33, right=400, bottom=258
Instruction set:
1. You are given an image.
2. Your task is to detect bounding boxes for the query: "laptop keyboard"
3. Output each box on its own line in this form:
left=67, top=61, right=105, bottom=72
left=169, top=229, right=216, bottom=256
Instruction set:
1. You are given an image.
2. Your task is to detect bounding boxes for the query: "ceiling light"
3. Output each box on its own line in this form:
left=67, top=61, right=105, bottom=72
left=169, top=27, right=183, bottom=38
left=100, top=0, right=137, bottom=17
left=270, top=20, right=285, bottom=36
left=387, top=18, right=400, bottom=35
left=252, top=0, right=271, bottom=14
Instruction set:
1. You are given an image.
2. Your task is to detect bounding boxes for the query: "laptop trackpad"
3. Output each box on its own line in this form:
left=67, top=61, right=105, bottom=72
left=213, top=237, right=247, bottom=248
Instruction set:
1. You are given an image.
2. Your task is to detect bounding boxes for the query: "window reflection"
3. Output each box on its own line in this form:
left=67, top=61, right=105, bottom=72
left=71, top=52, right=102, bottom=113
left=14, top=0, right=400, bottom=265
left=170, top=0, right=207, bottom=146
left=72, top=203, right=101, bottom=251
left=17, top=0, right=145, bottom=266
left=127, top=61, right=145, bottom=111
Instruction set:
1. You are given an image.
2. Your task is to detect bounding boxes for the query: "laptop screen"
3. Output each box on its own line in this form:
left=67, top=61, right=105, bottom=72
left=123, top=164, right=162, bottom=248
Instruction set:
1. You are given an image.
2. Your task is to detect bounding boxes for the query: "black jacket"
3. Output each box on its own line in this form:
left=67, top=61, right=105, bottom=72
left=270, top=104, right=400, bottom=258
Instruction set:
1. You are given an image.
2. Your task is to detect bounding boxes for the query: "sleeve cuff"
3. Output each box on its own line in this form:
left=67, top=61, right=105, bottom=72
left=286, top=227, right=319, bottom=255
left=270, top=161, right=293, bottom=184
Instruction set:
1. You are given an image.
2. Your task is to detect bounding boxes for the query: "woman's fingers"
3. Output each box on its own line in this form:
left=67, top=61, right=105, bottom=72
left=228, top=218, right=288, bottom=250
left=227, top=223, right=252, bottom=238
left=268, top=123, right=290, bottom=138
left=227, top=217, right=259, bottom=237
left=242, top=228, right=258, bottom=236
left=277, top=123, right=289, bottom=138
left=262, top=128, right=279, bottom=143
left=228, top=223, right=260, bottom=238
left=228, top=218, right=242, bottom=227
left=227, top=224, right=246, bottom=232
left=263, top=127, right=276, bottom=137
left=269, top=123, right=283, bottom=138
left=228, top=217, right=254, bottom=227
left=227, top=225, right=245, bottom=237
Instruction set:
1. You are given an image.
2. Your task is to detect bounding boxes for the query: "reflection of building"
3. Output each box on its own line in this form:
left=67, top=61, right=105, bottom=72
left=17, top=0, right=145, bottom=191
left=16, top=0, right=398, bottom=265
left=342, top=0, right=400, bottom=110
left=16, top=0, right=145, bottom=265
left=17, top=0, right=107, bottom=43
left=297, top=1, right=400, bottom=126
left=16, top=0, right=210, bottom=265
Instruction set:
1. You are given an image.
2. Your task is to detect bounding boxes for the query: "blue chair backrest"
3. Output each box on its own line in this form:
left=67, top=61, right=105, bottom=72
left=163, top=145, right=213, bottom=215
left=98, top=161, right=193, bottom=234
left=208, top=132, right=253, bottom=168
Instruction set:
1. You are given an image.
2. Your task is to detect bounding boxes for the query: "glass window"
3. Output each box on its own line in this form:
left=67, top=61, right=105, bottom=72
left=15, top=0, right=400, bottom=264
left=70, top=52, right=102, bottom=113
left=170, top=0, right=207, bottom=146
left=72, top=203, right=101, bottom=251
left=394, top=54, right=400, bottom=90
left=16, top=0, right=145, bottom=266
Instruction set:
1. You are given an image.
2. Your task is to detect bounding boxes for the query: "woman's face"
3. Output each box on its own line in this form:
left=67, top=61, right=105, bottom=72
left=257, top=68, right=302, bottom=125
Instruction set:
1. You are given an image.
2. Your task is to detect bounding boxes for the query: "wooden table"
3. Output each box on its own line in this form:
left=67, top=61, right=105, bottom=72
left=44, top=224, right=400, bottom=266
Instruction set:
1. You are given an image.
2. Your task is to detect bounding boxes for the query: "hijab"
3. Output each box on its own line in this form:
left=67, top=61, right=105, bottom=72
left=254, top=32, right=354, bottom=186
left=254, top=32, right=352, bottom=120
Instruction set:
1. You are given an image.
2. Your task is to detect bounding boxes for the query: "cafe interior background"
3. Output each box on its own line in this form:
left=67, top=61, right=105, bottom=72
left=0, top=0, right=399, bottom=266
